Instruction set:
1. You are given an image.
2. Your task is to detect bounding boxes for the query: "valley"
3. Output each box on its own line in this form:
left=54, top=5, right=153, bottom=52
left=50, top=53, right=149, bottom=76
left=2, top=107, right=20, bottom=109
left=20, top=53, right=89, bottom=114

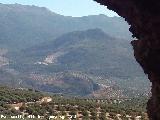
left=0, top=4, right=150, bottom=99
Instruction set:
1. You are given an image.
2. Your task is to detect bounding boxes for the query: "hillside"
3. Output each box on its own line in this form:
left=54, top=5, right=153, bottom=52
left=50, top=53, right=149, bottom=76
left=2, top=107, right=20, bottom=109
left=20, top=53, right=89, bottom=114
left=8, top=29, right=150, bottom=97
left=0, top=86, right=149, bottom=120
left=15, top=29, right=141, bottom=77
left=0, top=48, right=9, bottom=67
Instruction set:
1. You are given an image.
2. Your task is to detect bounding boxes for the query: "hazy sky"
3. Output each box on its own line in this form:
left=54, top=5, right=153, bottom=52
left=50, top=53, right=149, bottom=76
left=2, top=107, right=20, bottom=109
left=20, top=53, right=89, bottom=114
left=0, top=0, right=118, bottom=17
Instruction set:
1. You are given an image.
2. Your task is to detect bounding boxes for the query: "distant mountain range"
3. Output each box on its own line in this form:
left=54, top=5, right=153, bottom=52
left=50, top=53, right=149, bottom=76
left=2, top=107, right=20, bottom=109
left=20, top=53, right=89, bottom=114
left=0, top=4, right=150, bottom=98
left=0, top=3, right=131, bottom=51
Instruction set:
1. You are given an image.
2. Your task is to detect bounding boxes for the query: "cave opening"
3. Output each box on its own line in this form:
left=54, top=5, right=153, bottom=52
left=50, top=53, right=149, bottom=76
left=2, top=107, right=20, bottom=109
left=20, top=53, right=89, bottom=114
left=0, top=0, right=156, bottom=119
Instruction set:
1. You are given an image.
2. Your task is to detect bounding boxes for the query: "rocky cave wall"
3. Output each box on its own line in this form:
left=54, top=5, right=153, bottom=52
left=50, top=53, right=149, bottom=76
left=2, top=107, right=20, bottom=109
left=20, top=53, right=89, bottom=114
left=94, top=0, right=160, bottom=119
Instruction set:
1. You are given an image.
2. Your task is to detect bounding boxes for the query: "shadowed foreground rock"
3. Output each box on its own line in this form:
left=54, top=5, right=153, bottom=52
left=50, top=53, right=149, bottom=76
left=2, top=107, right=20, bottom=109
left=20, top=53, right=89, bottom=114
left=94, top=0, right=160, bottom=119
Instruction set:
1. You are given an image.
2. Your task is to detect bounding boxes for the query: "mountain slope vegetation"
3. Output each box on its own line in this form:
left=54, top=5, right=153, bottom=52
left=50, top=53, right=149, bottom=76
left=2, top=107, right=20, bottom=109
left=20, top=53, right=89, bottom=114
left=0, top=4, right=150, bottom=97
left=9, top=29, right=150, bottom=97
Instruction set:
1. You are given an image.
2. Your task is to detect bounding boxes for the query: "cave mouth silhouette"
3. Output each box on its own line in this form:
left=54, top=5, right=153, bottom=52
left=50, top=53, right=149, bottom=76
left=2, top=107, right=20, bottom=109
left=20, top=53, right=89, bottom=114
left=94, top=0, right=160, bottom=119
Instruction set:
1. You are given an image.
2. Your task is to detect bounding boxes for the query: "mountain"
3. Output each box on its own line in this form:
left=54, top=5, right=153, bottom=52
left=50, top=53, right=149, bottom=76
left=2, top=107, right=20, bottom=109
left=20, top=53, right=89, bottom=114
left=9, top=28, right=150, bottom=97
left=0, top=3, right=131, bottom=51
left=17, top=29, right=141, bottom=77
left=0, top=4, right=150, bottom=98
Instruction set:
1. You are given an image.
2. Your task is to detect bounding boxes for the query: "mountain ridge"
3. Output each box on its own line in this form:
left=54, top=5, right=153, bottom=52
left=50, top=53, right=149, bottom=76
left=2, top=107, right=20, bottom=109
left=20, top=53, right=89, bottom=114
left=0, top=3, right=131, bottom=51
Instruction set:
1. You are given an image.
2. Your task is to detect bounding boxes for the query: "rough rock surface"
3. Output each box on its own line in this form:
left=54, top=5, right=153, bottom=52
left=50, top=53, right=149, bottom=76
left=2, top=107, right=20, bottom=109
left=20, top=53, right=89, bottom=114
left=94, top=0, right=160, bottom=119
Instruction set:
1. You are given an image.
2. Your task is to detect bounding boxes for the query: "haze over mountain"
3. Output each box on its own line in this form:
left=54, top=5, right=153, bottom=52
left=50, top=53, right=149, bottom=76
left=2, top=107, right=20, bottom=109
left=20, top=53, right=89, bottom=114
left=0, top=3, right=131, bottom=51
left=0, top=4, right=150, bottom=98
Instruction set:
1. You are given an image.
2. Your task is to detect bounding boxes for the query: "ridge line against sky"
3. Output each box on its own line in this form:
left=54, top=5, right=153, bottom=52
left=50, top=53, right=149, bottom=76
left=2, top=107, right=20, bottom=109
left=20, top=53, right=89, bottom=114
left=0, top=0, right=118, bottom=17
